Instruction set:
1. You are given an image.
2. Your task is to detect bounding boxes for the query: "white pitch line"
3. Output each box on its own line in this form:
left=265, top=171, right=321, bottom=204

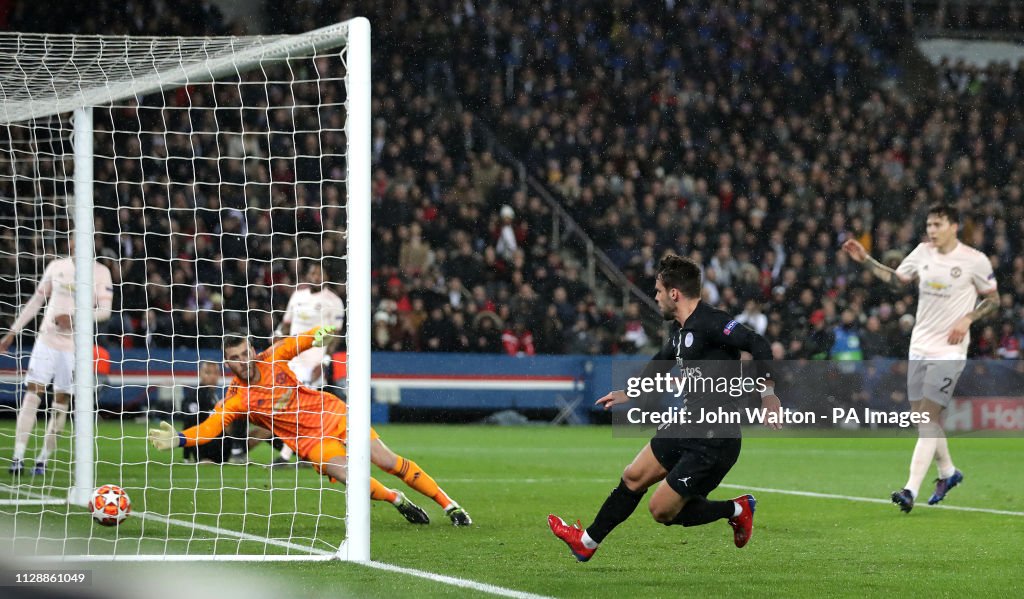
left=363, top=561, right=553, bottom=599
left=1, top=483, right=551, bottom=597
left=717, top=483, right=1024, bottom=517
left=445, top=478, right=1024, bottom=517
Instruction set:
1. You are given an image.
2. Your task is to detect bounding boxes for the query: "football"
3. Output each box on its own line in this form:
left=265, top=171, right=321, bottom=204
left=90, top=485, right=131, bottom=526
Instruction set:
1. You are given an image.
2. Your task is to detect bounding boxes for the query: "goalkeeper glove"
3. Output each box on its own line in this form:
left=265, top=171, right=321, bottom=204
left=313, top=325, right=338, bottom=348
left=148, top=421, right=182, bottom=451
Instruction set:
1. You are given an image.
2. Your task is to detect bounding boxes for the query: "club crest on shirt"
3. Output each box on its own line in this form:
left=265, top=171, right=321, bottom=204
left=684, top=332, right=694, bottom=347
left=951, top=266, right=962, bottom=278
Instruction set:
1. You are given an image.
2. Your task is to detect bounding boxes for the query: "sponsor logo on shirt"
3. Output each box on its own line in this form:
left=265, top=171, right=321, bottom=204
left=951, top=266, right=962, bottom=278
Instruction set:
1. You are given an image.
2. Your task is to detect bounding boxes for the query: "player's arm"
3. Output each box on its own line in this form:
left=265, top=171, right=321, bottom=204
left=269, top=325, right=337, bottom=362
left=715, top=318, right=783, bottom=430
left=841, top=239, right=916, bottom=291
left=0, top=264, right=53, bottom=353
left=148, top=394, right=242, bottom=450
left=948, top=262, right=1000, bottom=345
left=93, top=264, right=114, bottom=323
left=274, top=294, right=297, bottom=341
left=595, top=334, right=676, bottom=410
left=322, top=295, right=346, bottom=354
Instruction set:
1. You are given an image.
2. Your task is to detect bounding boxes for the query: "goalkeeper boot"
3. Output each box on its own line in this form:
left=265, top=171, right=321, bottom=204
left=891, top=488, right=914, bottom=513
left=547, top=515, right=596, bottom=562
left=394, top=492, right=430, bottom=524
left=928, top=469, right=964, bottom=505
left=32, top=461, right=45, bottom=476
left=8, top=458, right=23, bottom=475
left=446, top=505, right=472, bottom=527
left=728, top=494, right=757, bottom=548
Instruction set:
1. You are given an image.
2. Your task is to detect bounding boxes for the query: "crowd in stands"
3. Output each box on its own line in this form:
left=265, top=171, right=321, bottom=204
left=1, top=0, right=1023, bottom=364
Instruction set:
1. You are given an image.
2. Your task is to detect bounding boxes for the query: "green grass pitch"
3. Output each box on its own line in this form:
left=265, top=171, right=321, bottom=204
left=1, top=422, right=1022, bottom=598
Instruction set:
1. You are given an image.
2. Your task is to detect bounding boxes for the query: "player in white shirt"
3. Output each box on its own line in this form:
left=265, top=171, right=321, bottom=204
left=277, top=263, right=345, bottom=386
left=0, top=243, right=114, bottom=475
left=843, top=203, right=999, bottom=512
left=246, top=263, right=345, bottom=466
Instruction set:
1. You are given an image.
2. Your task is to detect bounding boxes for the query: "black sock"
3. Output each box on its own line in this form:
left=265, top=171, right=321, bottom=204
left=670, top=497, right=736, bottom=527
left=585, top=479, right=647, bottom=544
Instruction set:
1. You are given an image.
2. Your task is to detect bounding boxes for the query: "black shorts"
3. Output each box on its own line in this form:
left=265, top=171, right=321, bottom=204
left=650, top=436, right=741, bottom=498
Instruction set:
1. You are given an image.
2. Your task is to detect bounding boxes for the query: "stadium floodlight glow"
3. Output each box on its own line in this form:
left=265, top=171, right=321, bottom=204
left=0, top=18, right=371, bottom=562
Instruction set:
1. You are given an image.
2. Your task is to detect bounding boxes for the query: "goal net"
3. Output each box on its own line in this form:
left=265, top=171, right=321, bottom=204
left=0, top=19, right=371, bottom=561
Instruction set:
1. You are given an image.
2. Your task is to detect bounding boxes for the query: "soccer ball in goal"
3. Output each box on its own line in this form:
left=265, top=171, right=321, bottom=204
left=0, top=18, right=372, bottom=561
left=90, top=484, right=131, bottom=527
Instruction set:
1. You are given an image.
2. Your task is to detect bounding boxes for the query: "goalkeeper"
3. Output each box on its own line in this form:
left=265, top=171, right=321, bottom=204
left=149, top=326, right=471, bottom=526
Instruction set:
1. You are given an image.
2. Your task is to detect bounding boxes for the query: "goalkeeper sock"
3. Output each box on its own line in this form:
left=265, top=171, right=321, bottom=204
left=585, top=478, right=646, bottom=544
left=669, top=497, right=736, bottom=527
left=369, top=477, right=399, bottom=504
left=279, top=446, right=294, bottom=461
left=386, top=456, right=453, bottom=509
left=14, top=391, right=42, bottom=460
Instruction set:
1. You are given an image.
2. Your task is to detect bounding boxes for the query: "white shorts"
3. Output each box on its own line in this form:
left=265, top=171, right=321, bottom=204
left=25, top=342, right=75, bottom=394
left=906, top=353, right=966, bottom=407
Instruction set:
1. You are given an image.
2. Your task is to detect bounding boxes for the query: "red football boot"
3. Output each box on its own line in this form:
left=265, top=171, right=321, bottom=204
left=728, top=494, right=757, bottom=548
left=547, top=514, right=597, bottom=562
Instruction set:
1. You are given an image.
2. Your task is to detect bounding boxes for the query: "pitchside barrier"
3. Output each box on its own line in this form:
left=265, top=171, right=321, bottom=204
left=1, top=350, right=1022, bottom=431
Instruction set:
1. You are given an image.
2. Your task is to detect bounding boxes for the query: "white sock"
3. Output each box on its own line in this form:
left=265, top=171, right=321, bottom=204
left=905, top=436, right=939, bottom=498
left=36, top=448, right=50, bottom=463
left=732, top=501, right=743, bottom=518
left=444, top=501, right=461, bottom=513
left=934, top=436, right=956, bottom=479
left=580, top=530, right=599, bottom=549
left=40, top=402, right=69, bottom=463
left=279, top=446, right=294, bottom=461
left=391, top=491, right=404, bottom=506
left=14, top=391, right=42, bottom=457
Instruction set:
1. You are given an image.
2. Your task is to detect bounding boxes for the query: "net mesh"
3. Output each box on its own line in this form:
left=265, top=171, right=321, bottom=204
left=0, top=26, right=353, bottom=559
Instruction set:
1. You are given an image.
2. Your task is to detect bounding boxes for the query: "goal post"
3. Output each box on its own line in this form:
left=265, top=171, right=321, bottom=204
left=0, top=18, right=372, bottom=561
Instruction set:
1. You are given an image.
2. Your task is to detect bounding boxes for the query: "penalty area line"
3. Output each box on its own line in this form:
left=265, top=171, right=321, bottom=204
left=443, top=478, right=1024, bottom=517
left=718, top=483, right=1024, bottom=517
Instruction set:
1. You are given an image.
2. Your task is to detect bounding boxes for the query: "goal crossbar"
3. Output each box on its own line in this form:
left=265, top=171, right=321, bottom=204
left=0, top=21, right=355, bottom=124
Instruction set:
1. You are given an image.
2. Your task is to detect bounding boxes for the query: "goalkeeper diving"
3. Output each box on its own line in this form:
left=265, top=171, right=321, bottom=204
left=149, top=325, right=471, bottom=526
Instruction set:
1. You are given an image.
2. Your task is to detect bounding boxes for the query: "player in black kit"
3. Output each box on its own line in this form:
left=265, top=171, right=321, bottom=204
left=548, top=254, right=782, bottom=561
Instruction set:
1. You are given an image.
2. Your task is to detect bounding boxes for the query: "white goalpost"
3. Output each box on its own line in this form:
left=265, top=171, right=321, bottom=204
left=0, top=18, right=371, bottom=561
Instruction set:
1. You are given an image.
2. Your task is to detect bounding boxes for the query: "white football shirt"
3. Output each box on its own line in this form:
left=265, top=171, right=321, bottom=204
left=896, top=241, right=996, bottom=358
left=9, top=258, right=114, bottom=353
left=281, top=285, right=345, bottom=382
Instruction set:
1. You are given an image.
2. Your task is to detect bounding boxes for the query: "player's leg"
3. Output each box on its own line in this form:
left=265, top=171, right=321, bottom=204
left=369, top=435, right=471, bottom=526
left=548, top=440, right=667, bottom=561
left=11, top=343, right=59, bottom=473
left=34, top=348, right=77, bottom=472
left=309, top=438, right=429, bottom=524
left=33, top=392, right=71, bottom=474
left=893, top=356, right=928, bottom=511
left=895, top=357, right=963, bottom=511
left=925, top=359, right=965, bottom=505
left=647, top=438, right=753, bottom=547
left=10, top=382, right=46, bottom=474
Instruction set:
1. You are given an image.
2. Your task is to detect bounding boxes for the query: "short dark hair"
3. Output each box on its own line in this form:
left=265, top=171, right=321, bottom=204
left=222, top=334, right=249, bottom=354
left=658, top=254, right=702, bottom=299
left=927, top=202, right=959, bottom=225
